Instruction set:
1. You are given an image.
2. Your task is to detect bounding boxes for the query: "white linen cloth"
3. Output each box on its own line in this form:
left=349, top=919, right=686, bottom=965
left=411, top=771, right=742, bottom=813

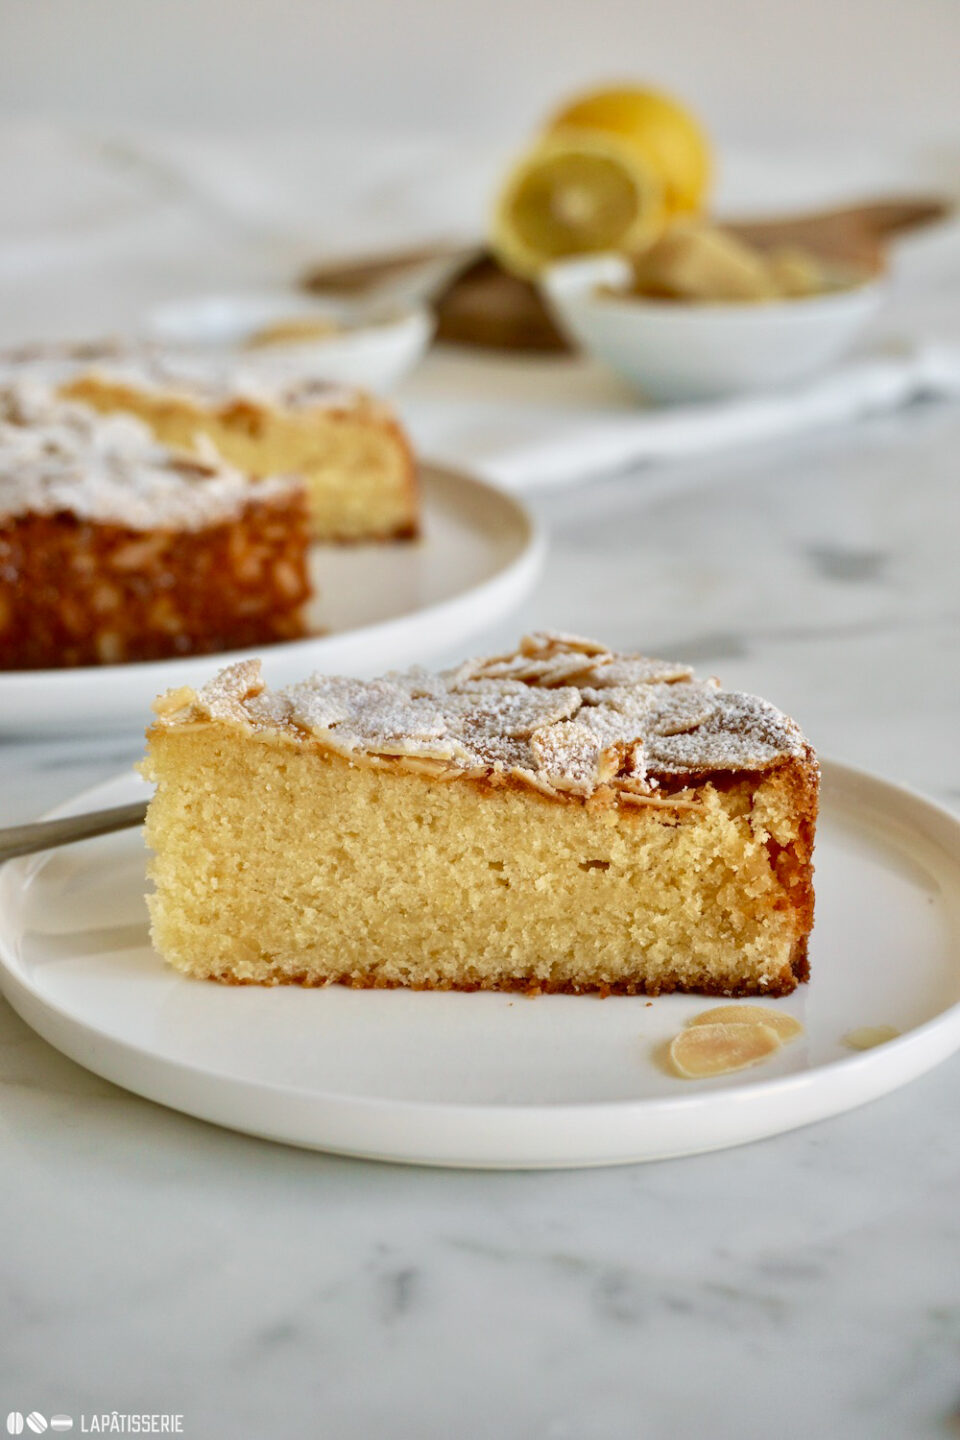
left=400, top=341, right=960, bottom=491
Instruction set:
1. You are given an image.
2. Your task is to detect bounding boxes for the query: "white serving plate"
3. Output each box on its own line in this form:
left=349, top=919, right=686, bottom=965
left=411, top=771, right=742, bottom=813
left=541, top=253, right=887, bottom=403
left=0, top=465, right=543, bottom=737
left=1, top=760, right=959, bottom=1169
left=144, top=289, right=434, bottom=393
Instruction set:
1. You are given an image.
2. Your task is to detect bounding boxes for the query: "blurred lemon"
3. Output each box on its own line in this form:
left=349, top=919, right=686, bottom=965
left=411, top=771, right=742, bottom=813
left=490, top=129, right=666, bottom=279
left=548, top=84, right=712, bottom=219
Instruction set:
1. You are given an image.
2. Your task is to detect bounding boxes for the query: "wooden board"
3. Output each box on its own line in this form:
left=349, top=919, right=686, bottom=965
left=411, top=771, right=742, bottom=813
left=433, top=253, right=569, bottom=352
left=302, top=196, right=952, bottom=354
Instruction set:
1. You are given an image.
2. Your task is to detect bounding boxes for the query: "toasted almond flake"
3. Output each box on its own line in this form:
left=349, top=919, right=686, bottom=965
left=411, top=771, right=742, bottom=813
left=842, top=1025, right=901, bottom=1051
left=151, top=685, right=196, bottom=717
left=688, top=1004, right=804, bottom=1041
left=521, top=630, right=608, bottom=657
left=668, top=1022, right=782, bottom=1078
left=620, top=791, right=702, bottom=811
left=391, top=757, right=456, bottom=778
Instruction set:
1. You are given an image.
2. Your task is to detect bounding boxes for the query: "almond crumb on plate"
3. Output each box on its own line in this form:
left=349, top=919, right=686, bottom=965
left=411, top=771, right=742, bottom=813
left=842, top=1025, right=900, bottom=1051
left=687, top=1003, right=804, bottom=1042
left=668, top=1021, right=781, bottom=1078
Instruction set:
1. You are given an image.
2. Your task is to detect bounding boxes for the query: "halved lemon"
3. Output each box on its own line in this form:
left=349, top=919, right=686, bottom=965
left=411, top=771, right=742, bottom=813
left=548, top=84, right=712, bottom=218
left=490, top=129, right=665, bottom=279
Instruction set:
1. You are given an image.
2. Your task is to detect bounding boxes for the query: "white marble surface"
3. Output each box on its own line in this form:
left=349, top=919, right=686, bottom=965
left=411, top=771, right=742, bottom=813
left=3, top=127, right=960, bottom=1438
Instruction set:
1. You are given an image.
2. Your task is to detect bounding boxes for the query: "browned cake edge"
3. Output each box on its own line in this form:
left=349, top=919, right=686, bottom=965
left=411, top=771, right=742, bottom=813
left=0, top=492, right=312, bottom=669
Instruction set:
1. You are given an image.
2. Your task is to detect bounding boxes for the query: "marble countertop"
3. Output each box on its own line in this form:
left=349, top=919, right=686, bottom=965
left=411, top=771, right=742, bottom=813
left=3, top=125, right=960, bottom=1439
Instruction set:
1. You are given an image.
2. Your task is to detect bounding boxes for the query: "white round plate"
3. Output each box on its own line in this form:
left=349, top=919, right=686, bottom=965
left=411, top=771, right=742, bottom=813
left=144, top=290, right=434, bottom=393
left=2, top=761, right=959, bottom=1169
left=0, top=465, right=543, bottom=737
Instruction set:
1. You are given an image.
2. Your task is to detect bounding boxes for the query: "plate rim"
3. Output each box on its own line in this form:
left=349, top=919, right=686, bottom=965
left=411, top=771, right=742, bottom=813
left=2, top=757, right=959, bottom=1167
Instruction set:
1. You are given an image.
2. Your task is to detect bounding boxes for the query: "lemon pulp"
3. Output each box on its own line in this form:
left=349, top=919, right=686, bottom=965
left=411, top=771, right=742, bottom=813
left=491, top=131, right=664, bottom=278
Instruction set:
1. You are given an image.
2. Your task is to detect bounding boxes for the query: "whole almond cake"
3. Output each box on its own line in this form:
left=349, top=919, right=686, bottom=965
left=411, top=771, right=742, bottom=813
left=0, top=385, right=311, bottom=668
left=143, top=633, right=818, bottom=996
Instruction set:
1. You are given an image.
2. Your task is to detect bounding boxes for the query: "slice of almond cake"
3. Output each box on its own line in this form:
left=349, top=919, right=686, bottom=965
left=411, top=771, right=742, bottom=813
left=142, top=632, right=818, bottom=995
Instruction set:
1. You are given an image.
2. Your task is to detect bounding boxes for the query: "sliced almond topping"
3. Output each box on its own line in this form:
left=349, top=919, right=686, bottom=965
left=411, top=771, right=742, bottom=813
left=842, top=1025, right=900, bottom=1051
left=668, top=1022, right=781, bottom=1078
left=688, top=1004, right=804, bottom=1042
left=147, top=633, right=808, bottom=801
left=151, top=685, right=196, bottom=717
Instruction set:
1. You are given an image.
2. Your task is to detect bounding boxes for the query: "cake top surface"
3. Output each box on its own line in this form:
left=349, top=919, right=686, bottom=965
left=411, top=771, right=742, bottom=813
left=0, top=339, right=378, bottom=414
left=0, top=383, right=301, bottom=530
left=72, top=355, right=370, bottom=414
left=151, top=633, right=812, bottom=798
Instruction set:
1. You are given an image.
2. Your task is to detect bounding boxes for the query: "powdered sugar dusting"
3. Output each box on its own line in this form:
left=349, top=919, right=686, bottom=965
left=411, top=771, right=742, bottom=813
left=1, top=338, right=375, bottom=414
left=0, top=382, right=301, bottom=530
left=647, top=691, right=808, bottom=772
left=153, top=633, right=810, bottom=797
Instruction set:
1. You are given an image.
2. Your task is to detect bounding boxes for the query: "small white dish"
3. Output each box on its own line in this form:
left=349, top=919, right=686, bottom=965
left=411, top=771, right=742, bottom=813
left=144, top=290, right=434, bottom=393
left=0, top=464, right=543, bottom=737
left=541, top=253, right=887, bottom=403
left=1, top=760, right=959, bottom=1169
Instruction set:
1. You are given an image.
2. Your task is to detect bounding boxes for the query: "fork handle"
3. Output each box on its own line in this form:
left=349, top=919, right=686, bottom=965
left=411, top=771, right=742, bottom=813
left=0, top=800, right=149, bottom=863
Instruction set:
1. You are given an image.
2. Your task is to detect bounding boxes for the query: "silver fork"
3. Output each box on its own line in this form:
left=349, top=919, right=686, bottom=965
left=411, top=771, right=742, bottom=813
left=0, top=802, right=148, bottom=864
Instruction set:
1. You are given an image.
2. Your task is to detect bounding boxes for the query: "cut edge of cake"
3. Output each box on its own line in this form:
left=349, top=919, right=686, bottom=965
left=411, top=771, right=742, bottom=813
left=60, top=361, right=420, bottom=544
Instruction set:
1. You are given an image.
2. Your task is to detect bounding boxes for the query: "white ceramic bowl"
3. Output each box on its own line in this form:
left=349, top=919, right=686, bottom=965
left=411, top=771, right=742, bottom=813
left=144, top=290, right=434, bottom=393
left=541, top=253, right=887, bottom=403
